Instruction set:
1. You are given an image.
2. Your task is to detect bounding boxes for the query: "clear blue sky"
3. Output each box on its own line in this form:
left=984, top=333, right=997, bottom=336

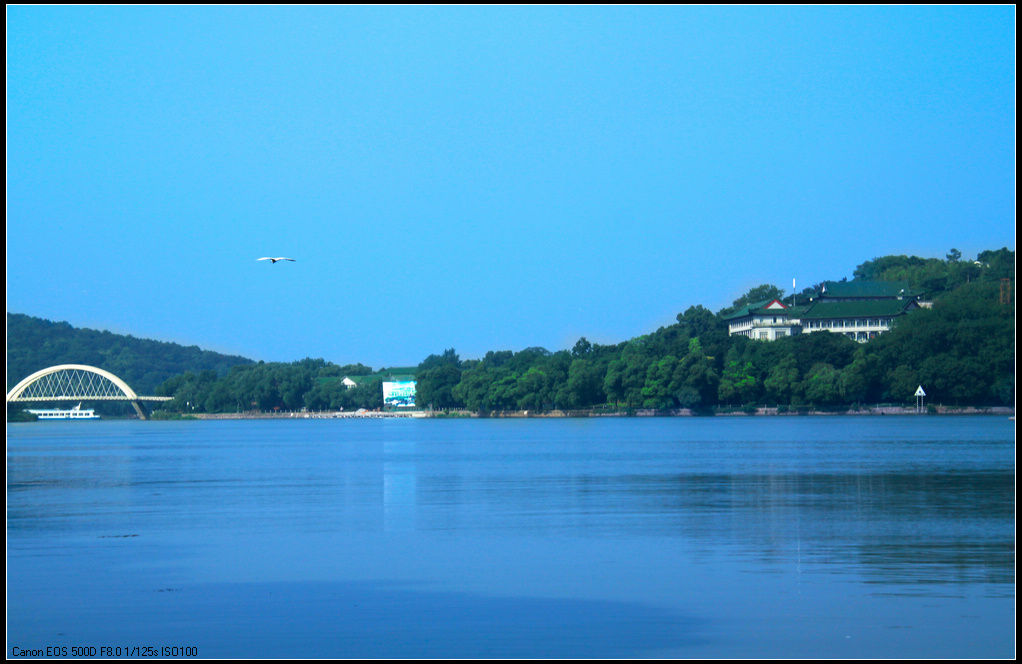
left=7, top=6, right=1016, bottom=369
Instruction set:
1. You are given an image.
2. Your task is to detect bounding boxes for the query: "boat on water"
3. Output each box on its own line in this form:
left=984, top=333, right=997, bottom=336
left=26, top=403, right=101, bottom=420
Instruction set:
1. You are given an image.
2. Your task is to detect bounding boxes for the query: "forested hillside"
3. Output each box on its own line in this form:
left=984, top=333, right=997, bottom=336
left=409, top=248, right=1015, bottom=412
left=6, top=313, right=255, bottom=395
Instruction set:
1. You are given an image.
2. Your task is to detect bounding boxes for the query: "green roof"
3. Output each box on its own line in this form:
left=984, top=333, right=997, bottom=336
left=818, top=280, right=921, bottom=299
left=799, top=299, right=916, bottom=319
left=721, top=299, right=790, bottom=321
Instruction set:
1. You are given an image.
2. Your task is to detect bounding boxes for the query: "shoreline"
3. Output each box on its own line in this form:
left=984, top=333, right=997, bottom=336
left=182, top=406, right=1015, bottom=420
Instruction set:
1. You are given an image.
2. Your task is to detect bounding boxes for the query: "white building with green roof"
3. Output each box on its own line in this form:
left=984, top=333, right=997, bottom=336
left=723, top=281, right=923, bottom=342
left=798, top=298, right=919, bottom=341
left=722, top=298, right=802, bottom=340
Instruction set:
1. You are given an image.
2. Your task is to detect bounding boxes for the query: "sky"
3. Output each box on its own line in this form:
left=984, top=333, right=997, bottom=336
left=7, top=6, right=1016, bottom=369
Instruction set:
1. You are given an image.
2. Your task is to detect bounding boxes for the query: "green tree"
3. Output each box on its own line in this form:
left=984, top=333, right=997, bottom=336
left=416, top=349, right=463, bottom=410
left=839, top=349, right=881, bottom=404
left=718, top=346, right=759, bottom=405
left=571, top=337, right=593, bottom=358
left=884, top=364, right=920, bottom=404
left=565, top=358, right=605, bottom=408
left=452, top=364, right=495, bottom=412
left=515, top=367, right=548, bottom=410
left=763, top=356, right=800, bottom=405
left=641, top=356, right=680, bottom=409
left=802, top=363, right=842, bottom=407
left=487, top=370, right=519, bottom=411
left=676, top=340, right=719, bottom=408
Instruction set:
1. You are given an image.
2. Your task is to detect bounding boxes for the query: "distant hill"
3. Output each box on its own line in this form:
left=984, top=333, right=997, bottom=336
left=6, top=313, right=255, bottom=395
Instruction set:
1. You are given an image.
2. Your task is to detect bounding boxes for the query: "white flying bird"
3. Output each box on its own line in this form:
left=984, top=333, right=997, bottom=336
left=257, top=257, right=296, bottom=263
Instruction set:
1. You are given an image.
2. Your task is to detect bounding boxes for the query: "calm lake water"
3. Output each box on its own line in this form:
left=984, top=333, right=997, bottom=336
left=7, top=416, right=1015, bottom=658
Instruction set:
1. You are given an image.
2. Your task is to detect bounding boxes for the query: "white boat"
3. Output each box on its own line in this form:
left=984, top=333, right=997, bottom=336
left=26, top=403, right=101, bottom=420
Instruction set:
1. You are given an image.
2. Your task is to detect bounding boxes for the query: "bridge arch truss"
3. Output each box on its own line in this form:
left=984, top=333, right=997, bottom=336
left=6, top=364, right=171, bottom=419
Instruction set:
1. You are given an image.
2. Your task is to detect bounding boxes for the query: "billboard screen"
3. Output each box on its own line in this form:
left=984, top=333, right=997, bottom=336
left=382, top=381, right=416, bottom=408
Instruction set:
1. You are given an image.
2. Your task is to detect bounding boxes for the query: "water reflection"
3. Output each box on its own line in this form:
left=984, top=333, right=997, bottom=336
left=384, top=439, right=416, bottom=531
left=384, top=463, right=416, bottom=531
left=416, top=469, right=1014, bottom=587
left=6, top=418, right=1015, bottom=658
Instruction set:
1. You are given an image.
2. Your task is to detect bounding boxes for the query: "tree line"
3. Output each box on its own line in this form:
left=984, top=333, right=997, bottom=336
left=8, top=248, right=1014, bottom=415
left=413, top=285, right=1011, bottom=412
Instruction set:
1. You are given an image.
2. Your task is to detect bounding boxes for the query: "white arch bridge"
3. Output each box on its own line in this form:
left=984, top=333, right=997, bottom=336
left=6, top=364, right=172, bottom=420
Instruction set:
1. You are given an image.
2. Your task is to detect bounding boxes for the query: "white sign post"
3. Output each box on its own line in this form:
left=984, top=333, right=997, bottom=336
left=915, top=386, right=926, bottom=413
